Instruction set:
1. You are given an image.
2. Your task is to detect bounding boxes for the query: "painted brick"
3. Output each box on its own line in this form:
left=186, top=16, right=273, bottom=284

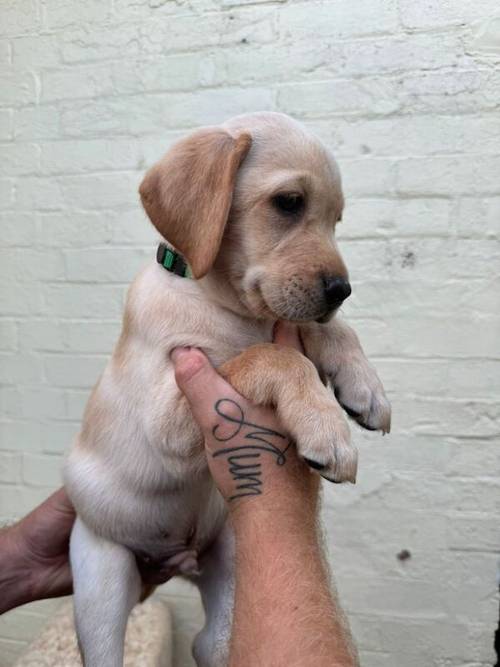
left=319, top=115, right=500, bottom=159
left=277, top=78, right=401, bottom=118
left=0, top=281, right=42, bottom=316
left=0, top=212, right=38, bottom=246
left=0, top=485, right=56, bottom=522
left=58, top=172, right=141, bottom=210
left=339, top=198, right=452, bottom=239
left=398, top=68, right=500, bottom=115
left=42, top=0, right=113, bottom=31
left=0, top=71, right=37, bottom=107
left=210, top=31, right=469, bottom=89
left=0, top=248, right=64, bottom=282
left=65, top=321, right=120, bottom=353
left=11, top=34, right=60, bottom=67
left=399, top=0, right=500, bottom=30
left=112, top=0, right=210, bottom=21
left=22, top=453, right=63, bottom=487
left=344, top=278, right=498, bottom=320
left=0, top=109, right=13, bottom=140
left=447, top=515, right=500, bottom=552
left=278, top=0, right=398, bottom=41
left=14, top=177, right=65, bottom=211
left=1, top=143, right=40, bottom=176
left=43, top=353, right=107, bottom=388
left=37, top=420, right=79, bottom=454
left=0, top=452, right=23, bottom=484
left=60, top=87, right=275, bottom=137
left=454, top=197, right=500, bottom=238
left=351, top=313, right=500, bottom=359
left=0, top=40, right=11, bottom=64
left=38, top=210, right=157, bottom=248
left=64, top=247, right=150, bottom=283
left=446, top=440, right=499, bottom=478
left=60, top=9, right=276, bottom=64
left=0, top=420, right=79, bottom=456
left=0, top=353, right=44, bottom=384
left=0, top=178, right=15, bottom=210
left=14, top=105, right=60, bottom=140
left=0, top=0, right=41, bottom=37
left=42, top=54, right=224, bottom=103
left=65, top=388, right=92, bottom=421
left=0, top=320, right=18, bottom=351
left=40, top=138, right=155, bottom=176
left=1, top=0, right=499, bottom=664
left=1, top=386, right=66, bottom=420
left=18, top=320, right=66, bottom=352
left=396, top=156, right=500, bottom=196
left=222, top=0, right=285, bottom=5
left=374, top=358, right=500, bottom=400
left=43, top=284, right=126, bottom=318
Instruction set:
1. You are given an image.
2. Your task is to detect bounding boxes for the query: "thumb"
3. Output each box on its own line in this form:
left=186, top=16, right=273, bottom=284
left=273, top=321, right=304, bottom=352
left=171, top=348, right=236, bottom=431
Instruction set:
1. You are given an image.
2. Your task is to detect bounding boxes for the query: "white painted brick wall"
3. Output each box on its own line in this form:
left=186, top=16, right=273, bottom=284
left=0, top=1, right=499, bottom=665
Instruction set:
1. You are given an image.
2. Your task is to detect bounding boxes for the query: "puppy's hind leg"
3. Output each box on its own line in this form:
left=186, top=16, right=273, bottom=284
left=192, top=522, right=235, bottom=667
left=70, top=517, right=141, bottom=667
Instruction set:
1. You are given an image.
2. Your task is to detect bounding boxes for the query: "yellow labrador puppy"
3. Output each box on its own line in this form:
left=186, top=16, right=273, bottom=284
left=64, top=112, right=390, bottom=666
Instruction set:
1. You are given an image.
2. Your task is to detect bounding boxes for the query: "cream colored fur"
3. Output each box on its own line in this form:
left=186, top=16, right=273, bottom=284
left=64, top=112, right=391, bottom=667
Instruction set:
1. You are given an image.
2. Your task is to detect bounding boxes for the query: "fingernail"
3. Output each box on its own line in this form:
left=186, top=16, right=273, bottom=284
left=170, top=346, right=192, bottom=363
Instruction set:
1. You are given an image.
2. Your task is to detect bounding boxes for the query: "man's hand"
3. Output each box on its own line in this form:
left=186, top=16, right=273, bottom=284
left=0, top=488, right=75, bottom=614
left=0, top=488, right=176, bottom=613
left=172, top=322, right=319, bottom=514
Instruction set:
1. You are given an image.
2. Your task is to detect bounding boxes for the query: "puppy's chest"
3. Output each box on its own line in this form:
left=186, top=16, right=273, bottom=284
left=202, top=316, right=274, bottom=366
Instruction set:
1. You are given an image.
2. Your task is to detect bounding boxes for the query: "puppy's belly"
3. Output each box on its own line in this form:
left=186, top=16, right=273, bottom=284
left=65, top=443, right=226, bottom=560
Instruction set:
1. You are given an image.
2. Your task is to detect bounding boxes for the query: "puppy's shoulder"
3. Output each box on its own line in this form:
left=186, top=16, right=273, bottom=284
left=124, top=261, right=204, bottom=336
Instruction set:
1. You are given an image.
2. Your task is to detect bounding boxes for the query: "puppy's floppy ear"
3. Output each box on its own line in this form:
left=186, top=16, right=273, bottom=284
left=139, top=127, right=252, bottom=279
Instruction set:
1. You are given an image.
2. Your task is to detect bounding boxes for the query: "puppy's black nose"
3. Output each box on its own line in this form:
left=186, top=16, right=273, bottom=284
left=323, top=276, right=351, bottom=308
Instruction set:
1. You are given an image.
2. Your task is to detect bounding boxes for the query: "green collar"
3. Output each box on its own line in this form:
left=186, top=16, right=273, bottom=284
left=156, top=243, right=192, bottom=278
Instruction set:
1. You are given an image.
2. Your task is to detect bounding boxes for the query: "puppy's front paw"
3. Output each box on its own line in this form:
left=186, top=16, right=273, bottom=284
left=290, top=400, right=358, bottom=484
left=332, top=356, right=391, bottom=434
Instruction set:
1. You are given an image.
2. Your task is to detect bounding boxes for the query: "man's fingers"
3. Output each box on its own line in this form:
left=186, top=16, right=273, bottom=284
left=273, top=321, right=304, bottom=352
left=171, top=348, right=239, bottom=431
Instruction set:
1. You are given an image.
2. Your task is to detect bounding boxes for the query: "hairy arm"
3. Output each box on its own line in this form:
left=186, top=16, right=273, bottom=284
left=229, top=454, right=357, bottom=666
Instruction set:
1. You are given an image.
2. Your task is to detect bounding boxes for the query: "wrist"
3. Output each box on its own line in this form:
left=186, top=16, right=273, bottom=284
left=228, top=461, right=320, bottom=520
left=229, top=484, right=320, bottom=546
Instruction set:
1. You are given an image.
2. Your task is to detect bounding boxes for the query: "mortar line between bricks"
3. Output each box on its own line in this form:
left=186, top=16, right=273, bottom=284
left=26, top=19, right=473, bottom=45
left=28, top=72, right=500, bottom=109
left=24, top=26, right=483, bottom=70
left=3, top=105, right=500, bottom=143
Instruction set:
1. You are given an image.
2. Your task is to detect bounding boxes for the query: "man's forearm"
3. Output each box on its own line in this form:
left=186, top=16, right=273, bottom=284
left=229, top=505, right=359, bottom=667
left=171, top=339, right=359, bottom=666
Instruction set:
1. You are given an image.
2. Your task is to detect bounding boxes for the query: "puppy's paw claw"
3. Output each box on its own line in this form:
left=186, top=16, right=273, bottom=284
left=304, top=456, right=355, bottom=483
left=303, top=457, right=327, bottom=472
left=296, top=413, right=357, bottom=484
left=333, top=361, right=391, bottom=434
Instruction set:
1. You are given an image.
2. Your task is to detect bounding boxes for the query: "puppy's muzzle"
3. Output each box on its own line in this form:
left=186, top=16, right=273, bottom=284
left=322, top=275, right=351, bottom=310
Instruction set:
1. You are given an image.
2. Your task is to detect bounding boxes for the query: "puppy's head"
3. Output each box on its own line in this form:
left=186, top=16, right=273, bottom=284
left=140, top=112, right=349, bottom=322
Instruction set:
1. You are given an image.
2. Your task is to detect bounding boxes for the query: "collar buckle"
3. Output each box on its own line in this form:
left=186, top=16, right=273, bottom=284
left=156, top=243, right=191, bottom=278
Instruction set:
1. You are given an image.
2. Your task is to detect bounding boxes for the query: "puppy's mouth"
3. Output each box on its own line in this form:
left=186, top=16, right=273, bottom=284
left=241, top=270, right=335, bottom=322
left=251, top=282, right=330, bottom=323
left=315, top=310, right=336, bottom=324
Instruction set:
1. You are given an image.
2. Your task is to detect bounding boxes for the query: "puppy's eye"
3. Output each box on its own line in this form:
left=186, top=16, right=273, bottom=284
left=272, top=193, right=305, bottom=216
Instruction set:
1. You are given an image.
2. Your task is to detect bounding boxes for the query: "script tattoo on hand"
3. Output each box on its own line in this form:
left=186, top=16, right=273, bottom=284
left=211, top=398, right=292, bottom=501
